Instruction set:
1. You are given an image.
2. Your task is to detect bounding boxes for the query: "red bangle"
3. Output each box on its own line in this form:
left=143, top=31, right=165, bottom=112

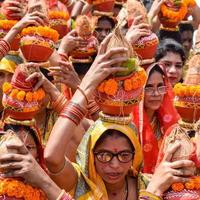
left=77, top=86, right=89, bottom=105
left=59, top=53, right=68, bottom=61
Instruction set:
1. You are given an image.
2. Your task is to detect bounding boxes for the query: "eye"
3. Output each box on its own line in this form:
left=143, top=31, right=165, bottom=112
left=96, top=152, right=112, bottom=162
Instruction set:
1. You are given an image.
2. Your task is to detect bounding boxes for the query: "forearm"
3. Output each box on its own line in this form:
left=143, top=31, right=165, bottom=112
left=71, top=0, right=85, bottom=18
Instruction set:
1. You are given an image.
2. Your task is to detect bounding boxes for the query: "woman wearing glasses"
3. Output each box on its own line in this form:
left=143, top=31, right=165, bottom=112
left=133, top=63, right=180, bottom=174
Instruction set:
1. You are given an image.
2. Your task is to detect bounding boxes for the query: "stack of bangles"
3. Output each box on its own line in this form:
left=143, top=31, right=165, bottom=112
left=56, top=189, right=74, bottom=200
left=139, top=190, right=163, bottom=200
left=87, top=100, right=100, bottom=118
left=60, top=101, right=88, bottom=126
left=0, top=39, right=11, bottom=58
left=51, top=93, right=68, bottom=114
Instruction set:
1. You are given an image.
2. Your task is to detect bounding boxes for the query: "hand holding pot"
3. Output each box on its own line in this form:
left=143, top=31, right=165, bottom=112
left=147, top=142, right=195, bottom=196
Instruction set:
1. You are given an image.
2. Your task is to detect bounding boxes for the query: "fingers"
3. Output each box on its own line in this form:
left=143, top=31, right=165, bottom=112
left=28, top=3, right=43, bottom=13
left=163, top=142, right=181, bottom=162
left=101, top=57, right=129, bottom=68
left=6, top=144, right=29, bottom=155
left=98, top=33, right=113, bottom=55
left=171, top=168, right=195, bottom=177
left=0, top=154, right=23, bottom=163
left=132, top=15, right=143, bottom=26
left=140, top=58, right=155, bottom=66
left=1, top=169, right=25, bottom=178
left=0, top=162, right=22, bottom=172
left=25, top=72, right=41, bottom=82
left=101, top=47, right=128, bottom=60
left=67, top=29, right=77, bottom=36
left=170, top=160, right=195, bottom=169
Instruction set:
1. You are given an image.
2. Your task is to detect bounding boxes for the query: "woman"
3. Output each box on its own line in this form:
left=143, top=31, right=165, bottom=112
left=0, top=117, right=73, bottom=200
left=132, top=63, right=180, bottom=174
left=44, top=34, right=193, bottom=199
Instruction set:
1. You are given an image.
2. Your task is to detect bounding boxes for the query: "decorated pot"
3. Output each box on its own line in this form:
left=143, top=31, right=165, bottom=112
left=132, top=32, right=159, bottom=60
left=91, top=0, right=115, bottom=13
left=20, top=35, right=54, bottom=62
left=159, top=1, right=188, bottom=28
left=163, top=189, right=200, bottom=200
left=0, top=20, right=20, bottom=51
left=49, top=11, right=69, bottom=39
left=20, top=26, right=59, bottom=62
left=70, top=35, right=98, bottom=60
left=174, top=96, right=200, bottom=123
left=95, top=69, right=146, bottom=116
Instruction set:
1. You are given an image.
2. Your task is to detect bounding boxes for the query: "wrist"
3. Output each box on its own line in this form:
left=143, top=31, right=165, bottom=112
left=146, top=184, right=163, bottom=197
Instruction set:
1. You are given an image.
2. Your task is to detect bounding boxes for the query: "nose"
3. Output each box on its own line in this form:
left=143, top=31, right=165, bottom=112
left=153, top=89, right=160, bottom=96
left=183, top=41, right=190, bottom=49
left=167, top=65, right=177, bottom=74
left=109, top=156, right=120, bottom=168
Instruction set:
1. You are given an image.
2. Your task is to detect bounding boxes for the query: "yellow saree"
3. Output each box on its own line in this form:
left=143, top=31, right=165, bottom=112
left=72, top=117, right=143, bottom=200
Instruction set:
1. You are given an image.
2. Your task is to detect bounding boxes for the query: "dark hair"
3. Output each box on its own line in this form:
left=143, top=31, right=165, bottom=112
left=155, top=38, right=186, bottom=64
left=94, top=129, right=134, bottom=152
left=148, top=64, right=165, bottom=78
left=97, top=16, right=115, bottom=29
left=179, top=23, right=194, bottom=34
left=159, top=30, right=181, bottom=43
left=4, top=124, right=39, bottom=146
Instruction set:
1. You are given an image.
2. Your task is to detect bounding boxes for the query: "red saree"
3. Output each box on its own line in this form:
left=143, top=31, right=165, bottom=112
left=132, top=64, right=180, bottom=174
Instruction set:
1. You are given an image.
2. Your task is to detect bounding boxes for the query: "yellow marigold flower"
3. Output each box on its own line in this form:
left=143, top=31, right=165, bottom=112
left=10, top=89, right=19, bottom=98
left=16, top=91, right=26, bottom=101
left=2, top=82, right=12, bottom=94
left=185, top=181, right=195, bottom=190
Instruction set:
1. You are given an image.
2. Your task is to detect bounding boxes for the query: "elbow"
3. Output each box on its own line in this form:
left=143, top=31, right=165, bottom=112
left=44, top=149, right=63, bottom=168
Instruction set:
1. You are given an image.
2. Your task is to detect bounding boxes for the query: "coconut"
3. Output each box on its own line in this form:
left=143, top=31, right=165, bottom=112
left=75, top=15, right=93, bottom=38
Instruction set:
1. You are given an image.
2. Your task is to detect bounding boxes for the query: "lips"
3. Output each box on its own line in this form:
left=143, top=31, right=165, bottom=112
left=105, top=172, right=123, bottom=180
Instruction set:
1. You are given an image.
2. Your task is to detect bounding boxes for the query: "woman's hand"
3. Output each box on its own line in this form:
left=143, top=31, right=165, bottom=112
left=25, top=63, right=60, bottom=102
left=79, top=33, right=129, bottom=97
left=48, top=61, right=81, bottom=92
left=1, top=0, right=26, bottom=19
left=58, top=30, right=88, bottom=55
left=147, top=143, right=195, bottom=196
left=12, top=4, right=48, bottom=32
left=0, top=143, right=45, bottom=187
left=126, top=16, right=151, bottom=44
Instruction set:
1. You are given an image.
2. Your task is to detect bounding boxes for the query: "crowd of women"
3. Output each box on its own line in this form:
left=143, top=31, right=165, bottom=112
left=0, top=0, right=199, bottom=199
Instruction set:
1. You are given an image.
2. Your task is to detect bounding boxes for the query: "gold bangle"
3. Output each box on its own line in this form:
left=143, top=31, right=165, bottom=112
left=139, top=190, right=163, bottom=200
left=48, top=158, right=67, bottom=176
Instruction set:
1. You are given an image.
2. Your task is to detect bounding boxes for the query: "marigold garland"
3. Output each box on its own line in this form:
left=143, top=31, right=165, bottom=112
left=185, top=0, right=196, bottom=7
left=97, top=68, right=147, bottom=95
left=160, top=2, right=187, bottom=22
left=2, top=82, right=46, bottom=102
left=0, top=178, right=47, bottom=200
left=173, top=83, right=200, bottom=97
left=21, top=26, right=59, bottom=43
left=48, top=11, right=69, bottom=21
left=0, top=20, right=17, bottom=30
left=172, top=176, right=200, bottom=192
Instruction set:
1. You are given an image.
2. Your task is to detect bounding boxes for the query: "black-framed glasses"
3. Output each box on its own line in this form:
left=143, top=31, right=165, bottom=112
left=145, top=86, right=167, bottom=96
left=94, top=150, right=134, bottom=163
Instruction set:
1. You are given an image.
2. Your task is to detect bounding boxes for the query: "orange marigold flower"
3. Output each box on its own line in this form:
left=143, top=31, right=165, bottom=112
left=0, top=20, right=17, bottom=30
left=98, top=82, right=105, bottom=93
left=21, top=26, right=59, bottom=43
left=172, top=182, right=184, bottom=192
left=189, top=85, right=197, bottom=96
left=16, top=91, right=26, bottom=101
left=25, top=92, right=33, bottom=102
left=10, top=89, right=19, bottom=98
left=37, top=88, right=45, bottom=101
left=2, top=82, right=12, bottom=94
left=104, top=79, right=118, bottom=96
left=124, top=79, right=133, bottom=91
left=33, top=91, right=39, bottom=101
left=48, top=11, right=69, bottom=20
left=185, top=181, right=195, bottom=190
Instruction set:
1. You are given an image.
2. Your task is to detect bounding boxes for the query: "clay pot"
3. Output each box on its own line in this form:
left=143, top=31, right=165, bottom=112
left=49, top=19, right=69, bottom=39
left=163, top=189, right=200, bottom=200
left=20, top=35, right=54, bottom=62
left=174, top=96, right=200, bottom=123
left=95, top=84, right=143, bottom=116
left=133, top=32, right=159, bottom=60
left=93, top=0, right=115, bottom=12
